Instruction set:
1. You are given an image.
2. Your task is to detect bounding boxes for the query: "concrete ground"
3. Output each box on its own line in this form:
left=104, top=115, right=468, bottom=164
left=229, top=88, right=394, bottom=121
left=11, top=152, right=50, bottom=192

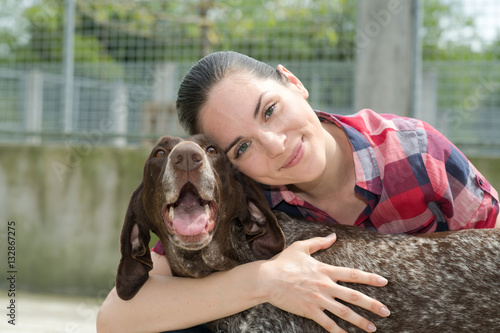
left=0, top=291, right=100, bottom=333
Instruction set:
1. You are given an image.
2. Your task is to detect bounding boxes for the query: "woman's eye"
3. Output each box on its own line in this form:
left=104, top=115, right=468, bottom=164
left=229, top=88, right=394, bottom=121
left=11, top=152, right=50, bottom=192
left=236, top=142, right=250, bottom=157
left=264, top=104, right=275, bottom=120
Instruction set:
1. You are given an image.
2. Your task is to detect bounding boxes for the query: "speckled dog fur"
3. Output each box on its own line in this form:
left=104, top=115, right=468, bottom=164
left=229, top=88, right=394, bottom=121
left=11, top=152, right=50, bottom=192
left=208, top=212, right=500, bottom=332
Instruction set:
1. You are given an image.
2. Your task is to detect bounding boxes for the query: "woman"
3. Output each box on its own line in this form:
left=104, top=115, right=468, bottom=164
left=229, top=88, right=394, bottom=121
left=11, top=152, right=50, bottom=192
left=98, top=51, right=499, bottom=333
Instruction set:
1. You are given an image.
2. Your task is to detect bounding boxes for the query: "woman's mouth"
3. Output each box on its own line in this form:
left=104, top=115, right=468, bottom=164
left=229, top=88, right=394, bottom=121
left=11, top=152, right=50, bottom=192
left=281, top=139, right=305, bottom=169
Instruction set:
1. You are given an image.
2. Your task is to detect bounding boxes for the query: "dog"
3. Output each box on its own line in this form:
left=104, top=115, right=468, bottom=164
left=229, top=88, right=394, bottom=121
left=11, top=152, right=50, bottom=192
left=116, top=135, right=500, bottom=332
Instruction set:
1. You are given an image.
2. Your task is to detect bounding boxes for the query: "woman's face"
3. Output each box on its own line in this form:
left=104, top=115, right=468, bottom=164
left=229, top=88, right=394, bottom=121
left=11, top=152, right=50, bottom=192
left=199, top=67, right=329, bottom=186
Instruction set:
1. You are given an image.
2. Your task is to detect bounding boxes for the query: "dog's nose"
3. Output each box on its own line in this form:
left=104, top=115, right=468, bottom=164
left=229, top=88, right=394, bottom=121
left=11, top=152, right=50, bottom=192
left=172, top=142, right=204, bottom=171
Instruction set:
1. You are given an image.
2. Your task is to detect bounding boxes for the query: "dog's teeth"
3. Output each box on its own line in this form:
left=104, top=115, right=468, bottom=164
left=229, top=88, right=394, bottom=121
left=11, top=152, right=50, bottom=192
left=204, top=204, right=210, bottom=216
left=169, top=206, right=174, bottom=221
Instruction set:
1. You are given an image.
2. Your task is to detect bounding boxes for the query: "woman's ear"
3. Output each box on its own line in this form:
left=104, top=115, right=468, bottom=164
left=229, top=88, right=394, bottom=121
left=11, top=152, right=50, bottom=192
left=277, top=64, right=309, bottom=99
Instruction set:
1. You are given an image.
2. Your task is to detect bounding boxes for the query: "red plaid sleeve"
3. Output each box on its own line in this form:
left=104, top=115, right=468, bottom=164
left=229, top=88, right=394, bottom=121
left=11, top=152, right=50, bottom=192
left=335, top=109, right=499, bottom=233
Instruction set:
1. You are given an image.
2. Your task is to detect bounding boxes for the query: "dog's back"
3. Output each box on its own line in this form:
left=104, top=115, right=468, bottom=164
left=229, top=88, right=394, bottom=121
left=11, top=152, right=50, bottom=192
left=209, top=213, right=500, bottom=332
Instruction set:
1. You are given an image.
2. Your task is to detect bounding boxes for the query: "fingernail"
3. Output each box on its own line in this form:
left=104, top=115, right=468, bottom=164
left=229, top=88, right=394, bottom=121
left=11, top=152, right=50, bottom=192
left=326, top=233, right=336, bottom=239
left=367, top=323, right=377, bottom=332
left=380, top=307, right=391, bottom=317
left=378, top=277, right=388, bottom=285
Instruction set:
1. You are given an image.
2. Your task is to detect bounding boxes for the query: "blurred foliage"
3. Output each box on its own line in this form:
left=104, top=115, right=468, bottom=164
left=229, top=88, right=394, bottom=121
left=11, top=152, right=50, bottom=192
left=422, top=0, right=496, bottom=60
left=72, top=0, right=358, bottom=62
left=0, top=0, right=498, bottom=75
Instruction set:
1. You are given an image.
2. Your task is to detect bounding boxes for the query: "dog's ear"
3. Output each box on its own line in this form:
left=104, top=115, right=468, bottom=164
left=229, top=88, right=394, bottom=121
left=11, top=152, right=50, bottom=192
left=237, top=173, right=286, bottom=260
left=116, top=184, right=153, bottom=300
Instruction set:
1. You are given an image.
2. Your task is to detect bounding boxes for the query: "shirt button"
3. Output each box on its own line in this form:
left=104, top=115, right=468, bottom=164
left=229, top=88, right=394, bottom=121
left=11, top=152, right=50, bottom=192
left=476, top=176, right=484, bottom=187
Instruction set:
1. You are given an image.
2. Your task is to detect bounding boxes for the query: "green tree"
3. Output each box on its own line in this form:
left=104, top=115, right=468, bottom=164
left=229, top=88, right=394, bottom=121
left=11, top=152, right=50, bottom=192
left=422, top=0, right=489, bottom=60
left=3, top=0, right=356, bottom=65
left=1, top=0, right=491, bottom=66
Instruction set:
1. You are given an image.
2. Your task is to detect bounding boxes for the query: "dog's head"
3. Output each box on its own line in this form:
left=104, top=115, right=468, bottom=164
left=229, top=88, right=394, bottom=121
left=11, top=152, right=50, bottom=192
left=116, top=135, right=285, bottom=300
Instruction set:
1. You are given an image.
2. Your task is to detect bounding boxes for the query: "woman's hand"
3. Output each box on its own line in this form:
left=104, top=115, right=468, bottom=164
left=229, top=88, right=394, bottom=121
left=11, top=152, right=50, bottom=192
left=258, top=233, right=390, bottom=333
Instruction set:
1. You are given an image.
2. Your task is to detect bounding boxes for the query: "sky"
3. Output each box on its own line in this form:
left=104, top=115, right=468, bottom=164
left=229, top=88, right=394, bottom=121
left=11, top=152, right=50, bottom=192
left=461, top=0, right=500, bottom=42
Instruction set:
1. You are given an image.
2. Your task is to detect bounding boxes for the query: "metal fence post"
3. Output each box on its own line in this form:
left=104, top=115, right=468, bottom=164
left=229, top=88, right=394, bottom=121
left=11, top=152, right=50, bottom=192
left=410, top=0, right=423, bottom=120
left=62, top=0, right=75, bottom=136
left=25, top=70, right=43, bottom=144
left=154, top=62, right=179, bottom=135
left=111, top=82, right=128, bottom=147
left=419, top=71, right=438, bottom=127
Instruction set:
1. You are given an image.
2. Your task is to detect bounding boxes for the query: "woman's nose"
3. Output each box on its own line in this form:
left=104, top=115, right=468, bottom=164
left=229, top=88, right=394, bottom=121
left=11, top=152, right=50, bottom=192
left=258, top=130, right=286, bottom=158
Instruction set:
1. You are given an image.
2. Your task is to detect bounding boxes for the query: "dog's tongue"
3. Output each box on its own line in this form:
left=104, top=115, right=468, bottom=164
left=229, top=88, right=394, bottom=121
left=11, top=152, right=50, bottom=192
left=172, top=192, right=209, bottom=236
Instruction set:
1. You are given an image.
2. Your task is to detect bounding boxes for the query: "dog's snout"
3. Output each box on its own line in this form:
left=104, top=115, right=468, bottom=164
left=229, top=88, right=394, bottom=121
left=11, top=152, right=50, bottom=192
left=172, top=142, right=204, bottom=171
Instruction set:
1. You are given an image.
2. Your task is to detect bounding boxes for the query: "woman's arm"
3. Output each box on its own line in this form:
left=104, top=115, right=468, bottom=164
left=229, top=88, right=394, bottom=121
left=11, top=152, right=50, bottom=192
left=97, top=234, right=389, bottom=333
left=97, top=253, right=268, bottom=333
left=259, top=234, right=390, bottom=332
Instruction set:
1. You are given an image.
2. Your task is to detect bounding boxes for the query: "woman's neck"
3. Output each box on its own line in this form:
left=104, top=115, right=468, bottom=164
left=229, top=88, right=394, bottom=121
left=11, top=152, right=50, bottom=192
left=289, top=122, right=355, bottom=201
left=288, top=122, right=366, bottom=225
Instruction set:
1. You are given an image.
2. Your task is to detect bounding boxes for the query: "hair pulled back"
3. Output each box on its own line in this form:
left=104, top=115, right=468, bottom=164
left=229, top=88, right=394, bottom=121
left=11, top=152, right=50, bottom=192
left=176, top=51, right=287, bottom=135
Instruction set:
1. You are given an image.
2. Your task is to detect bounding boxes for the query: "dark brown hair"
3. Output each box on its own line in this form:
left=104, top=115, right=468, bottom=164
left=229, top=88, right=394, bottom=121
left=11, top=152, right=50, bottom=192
left=176, top=51, right=287, bottom=135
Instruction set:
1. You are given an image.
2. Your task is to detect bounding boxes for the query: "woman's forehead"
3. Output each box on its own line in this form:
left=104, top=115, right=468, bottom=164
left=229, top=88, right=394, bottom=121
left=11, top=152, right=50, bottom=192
left=199, top=107, right=247, bottom=152
left=212, top=72, right=263, bottom=95
left=205, top=74, right=274, bottom=113
left=199, top=79, right=262, bottom=146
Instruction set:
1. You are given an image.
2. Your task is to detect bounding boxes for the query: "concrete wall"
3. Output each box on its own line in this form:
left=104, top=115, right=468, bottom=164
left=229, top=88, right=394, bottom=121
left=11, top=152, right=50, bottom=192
left=1, top=144, right=499, bottom=296
left=0, top=144, right=150, bottom=296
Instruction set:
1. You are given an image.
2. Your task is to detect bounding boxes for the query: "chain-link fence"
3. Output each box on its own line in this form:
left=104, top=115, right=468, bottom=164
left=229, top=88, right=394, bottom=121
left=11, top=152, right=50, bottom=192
left=422, top=0, right=500, bottom=155
left=0, top=0, right=499, bottom=154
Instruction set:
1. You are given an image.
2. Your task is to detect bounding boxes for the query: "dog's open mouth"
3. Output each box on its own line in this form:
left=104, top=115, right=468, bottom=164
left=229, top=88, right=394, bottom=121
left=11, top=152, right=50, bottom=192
left=162, top=182, right=218, bottom=248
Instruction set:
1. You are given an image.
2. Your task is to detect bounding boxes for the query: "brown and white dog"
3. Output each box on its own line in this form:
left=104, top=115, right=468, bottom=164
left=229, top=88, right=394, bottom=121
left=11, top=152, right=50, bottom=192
left=116, top=135, right=500, bottom=332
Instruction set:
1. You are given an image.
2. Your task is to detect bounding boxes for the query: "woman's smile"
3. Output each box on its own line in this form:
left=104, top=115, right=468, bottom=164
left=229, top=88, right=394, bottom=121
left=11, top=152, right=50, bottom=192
left=281, top=138, right=305, bottom=169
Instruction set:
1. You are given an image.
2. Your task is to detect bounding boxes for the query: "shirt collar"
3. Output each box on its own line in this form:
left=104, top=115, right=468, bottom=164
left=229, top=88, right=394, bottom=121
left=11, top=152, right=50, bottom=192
left=268, top=111, right=383, bottom=210
left=317, top=111, right=382, bottom=195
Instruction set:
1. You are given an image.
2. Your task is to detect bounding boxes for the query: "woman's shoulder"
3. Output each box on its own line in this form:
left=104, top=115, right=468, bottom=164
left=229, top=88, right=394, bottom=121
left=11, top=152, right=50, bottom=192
left=337, top=109, right=423, bottom=134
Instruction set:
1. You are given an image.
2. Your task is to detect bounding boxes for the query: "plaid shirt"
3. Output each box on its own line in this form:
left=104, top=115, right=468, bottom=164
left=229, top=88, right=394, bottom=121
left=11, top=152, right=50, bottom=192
left=263, top=109, right=499, bottom=234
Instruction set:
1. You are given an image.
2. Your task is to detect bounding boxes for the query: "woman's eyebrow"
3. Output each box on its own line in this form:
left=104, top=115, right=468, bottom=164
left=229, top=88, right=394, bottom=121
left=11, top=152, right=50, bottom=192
left=224, top=136, right=242, bottom=154
left=224, top=91, right=270, bottom=154
left=253, top=91, right=269, bottom=118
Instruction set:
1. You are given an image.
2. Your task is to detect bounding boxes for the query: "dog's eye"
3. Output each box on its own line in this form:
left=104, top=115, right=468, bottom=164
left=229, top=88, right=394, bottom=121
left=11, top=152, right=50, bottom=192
left=154, top=149, right=166, bottom=158
left=206, top=146, right=217, bottom=155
